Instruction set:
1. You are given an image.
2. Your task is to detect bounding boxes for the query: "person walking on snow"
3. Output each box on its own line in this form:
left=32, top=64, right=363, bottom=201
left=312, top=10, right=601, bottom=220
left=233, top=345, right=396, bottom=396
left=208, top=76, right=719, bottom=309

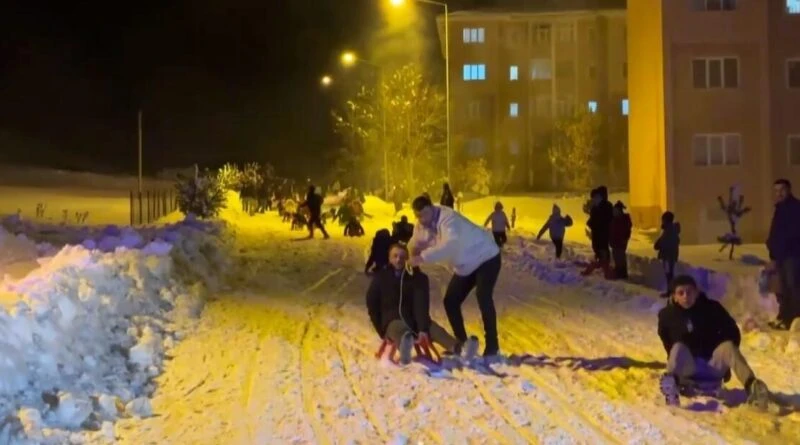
left=582, top=186, right=614, bottom=277
left=766, top=179, right=800, bottom=330
left=536, top=204, right=573, bottom=259
left=299, top=185, right=329, bottom=239
left=440, top=183, right=455, bottom=209
left=610, top=201, right=633, bottom=279
left=392, top=215, right=414, bottom=244
left=658, top=275, right=770, bottom=409
left=407, top=195, right=502, bottom=357
left=655, top=211, right=680, bottom=297
left=366, top=244, right=471, bottom=365
left=484, top=202, right=511, bottom=247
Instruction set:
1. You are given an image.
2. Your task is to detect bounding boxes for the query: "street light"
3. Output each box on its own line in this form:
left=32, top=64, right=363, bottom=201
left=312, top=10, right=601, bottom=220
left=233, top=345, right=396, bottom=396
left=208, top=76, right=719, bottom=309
left=390, top=0, right=450, bottom=182
left=339, top=51, right=389, bottom=200
left=320, top=75, right=333, bottom=87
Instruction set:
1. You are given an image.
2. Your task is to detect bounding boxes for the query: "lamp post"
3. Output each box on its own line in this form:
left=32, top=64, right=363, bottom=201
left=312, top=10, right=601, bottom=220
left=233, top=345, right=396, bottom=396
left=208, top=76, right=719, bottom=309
left=390, top=0, right=450, bottom=182
left=340, top=52, right=389, bottom=199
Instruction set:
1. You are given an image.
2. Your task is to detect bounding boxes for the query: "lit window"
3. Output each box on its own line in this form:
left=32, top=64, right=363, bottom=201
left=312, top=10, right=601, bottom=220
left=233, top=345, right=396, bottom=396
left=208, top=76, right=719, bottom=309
left=463, top=28, right=485, bottom=43
left=692, top=134, right=742, bottom=166
left=789, top=0, right=800, bottom=14
left=789, top=135, right=800, bottom=165
left=692, top=57, right=739, bottom=89
left=509, top=103, right=519, bottom=117
left=531, top=59, right=552, bottom=80
left=621, top=99, right=629, bottom=116
left=788, top=60, right=800, bottom=88
left=509, top=65, right=519, bottom=81
left=463, top=64, right=487, bottom=81
left=691, top=0, right=736, bottom=11
left=587, top=101, right=598, bottom=113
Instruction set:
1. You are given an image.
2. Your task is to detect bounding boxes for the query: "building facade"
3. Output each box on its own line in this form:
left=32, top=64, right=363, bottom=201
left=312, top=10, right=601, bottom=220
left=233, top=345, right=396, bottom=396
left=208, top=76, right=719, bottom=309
left=436, top=0, right=628, bottom=190
left=629, top=0, right=800, bottom=244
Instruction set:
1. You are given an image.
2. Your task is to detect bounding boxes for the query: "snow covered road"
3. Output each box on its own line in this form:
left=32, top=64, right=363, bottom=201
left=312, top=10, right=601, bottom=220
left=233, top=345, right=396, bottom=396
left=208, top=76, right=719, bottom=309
left=116, top=214, right=800, bottom=444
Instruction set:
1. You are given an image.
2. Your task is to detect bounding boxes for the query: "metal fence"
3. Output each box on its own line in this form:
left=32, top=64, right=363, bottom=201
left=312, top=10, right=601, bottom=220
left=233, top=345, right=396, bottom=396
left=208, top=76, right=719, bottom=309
left=130, top=189, right=178, bottom=225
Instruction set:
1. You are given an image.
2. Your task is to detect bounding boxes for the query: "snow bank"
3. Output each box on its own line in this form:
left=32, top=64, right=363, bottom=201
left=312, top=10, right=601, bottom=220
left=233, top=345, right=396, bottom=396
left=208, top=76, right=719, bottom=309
left=0, top=216, right=231, bottom=444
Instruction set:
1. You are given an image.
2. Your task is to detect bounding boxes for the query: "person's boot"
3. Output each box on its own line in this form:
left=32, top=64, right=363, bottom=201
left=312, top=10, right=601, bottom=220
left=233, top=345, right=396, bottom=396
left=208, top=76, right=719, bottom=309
left=659, top=373, right=680, bottom=407
left=581, top=261, right=598, bottom=276
left=398, top=333, right=414, bottom=365
left=746, top=378, right=770, bottom=411
left=483, top=336, right=500, bottom=358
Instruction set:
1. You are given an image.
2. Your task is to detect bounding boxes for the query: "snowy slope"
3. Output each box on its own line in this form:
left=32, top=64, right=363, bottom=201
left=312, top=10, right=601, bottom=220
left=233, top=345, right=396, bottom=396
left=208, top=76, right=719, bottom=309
left=115, top=201, right=800, bottom=444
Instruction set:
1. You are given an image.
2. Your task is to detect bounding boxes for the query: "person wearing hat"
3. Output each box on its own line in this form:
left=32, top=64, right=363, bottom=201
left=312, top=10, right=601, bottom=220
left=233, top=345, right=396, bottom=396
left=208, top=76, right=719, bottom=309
left=609, top=201, right=633, bottom=279
left=658, top=275, right=770, bottom=410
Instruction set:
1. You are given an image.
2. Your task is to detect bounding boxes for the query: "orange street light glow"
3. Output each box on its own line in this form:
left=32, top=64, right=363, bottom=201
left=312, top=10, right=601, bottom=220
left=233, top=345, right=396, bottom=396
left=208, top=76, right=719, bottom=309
left=320, top=75, right=333, bottom=86
left=340, top=51, right=357, bottom=67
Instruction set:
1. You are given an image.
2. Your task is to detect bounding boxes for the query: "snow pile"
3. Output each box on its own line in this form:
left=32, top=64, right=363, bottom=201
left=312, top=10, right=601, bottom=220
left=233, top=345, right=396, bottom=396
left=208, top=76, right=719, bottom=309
left=0, top=225, right=39, bottom=272
left=0, top=216, right=231, bottom=444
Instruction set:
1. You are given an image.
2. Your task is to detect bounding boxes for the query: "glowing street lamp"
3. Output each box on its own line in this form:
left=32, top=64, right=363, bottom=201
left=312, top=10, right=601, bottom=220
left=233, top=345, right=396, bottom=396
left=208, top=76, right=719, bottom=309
left=320, top=75, right=333, bottom=87
left=389, top=0, right=450, bottom=182
left=338, top=51, right=389, bottom=199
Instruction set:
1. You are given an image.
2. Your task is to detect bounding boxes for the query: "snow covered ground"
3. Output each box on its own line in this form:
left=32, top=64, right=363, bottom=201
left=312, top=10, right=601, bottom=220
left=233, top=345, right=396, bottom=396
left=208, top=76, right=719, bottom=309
left=111, top=196, right=799, bottom=445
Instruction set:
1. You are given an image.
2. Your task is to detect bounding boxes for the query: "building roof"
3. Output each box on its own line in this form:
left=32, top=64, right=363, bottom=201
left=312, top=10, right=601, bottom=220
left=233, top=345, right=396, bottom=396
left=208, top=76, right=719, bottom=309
left=449, top=0, right=626, bottom=17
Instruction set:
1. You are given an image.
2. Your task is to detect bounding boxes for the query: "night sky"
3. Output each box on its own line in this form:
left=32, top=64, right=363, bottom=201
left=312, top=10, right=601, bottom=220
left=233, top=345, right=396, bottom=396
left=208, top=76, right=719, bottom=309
left=0, top=0, right=491, bottom=179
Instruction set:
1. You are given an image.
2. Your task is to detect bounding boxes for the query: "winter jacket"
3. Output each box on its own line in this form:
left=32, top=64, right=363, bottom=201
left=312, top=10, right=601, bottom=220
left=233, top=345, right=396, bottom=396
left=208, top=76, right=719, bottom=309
left=366, top=268, right=431, bottom=337
left=537, top=205, right=573, bottom=240
left=410, top=205, right=500, bottom=276
left=484, top=210, right=511, bottom=233
left=766, top=195, right=800, bottom=262
left=657, top=293, right=741, bottom=360
left=392, top=221, right=414, bottom=244
left=440, top=190, right=455, bottom=208
left=302, top=192, right=323, bottom=218
left=610, top=213, right=633, bottom=249
left=588, top=200, right=613, bottom=250
left=365, top=229, right=393, bottom=273
left=655, top=222, right=681, bottom=262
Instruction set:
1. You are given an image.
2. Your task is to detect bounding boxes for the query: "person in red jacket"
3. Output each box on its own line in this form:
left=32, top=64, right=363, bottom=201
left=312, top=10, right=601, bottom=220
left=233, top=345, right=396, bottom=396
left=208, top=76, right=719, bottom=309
left=609, top=201, right=633, bottom=279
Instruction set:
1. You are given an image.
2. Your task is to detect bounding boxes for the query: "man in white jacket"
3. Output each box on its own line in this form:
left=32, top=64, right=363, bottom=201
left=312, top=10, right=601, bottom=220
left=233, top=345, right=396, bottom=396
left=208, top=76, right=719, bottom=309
left=407, top=195, right=502, bottom=356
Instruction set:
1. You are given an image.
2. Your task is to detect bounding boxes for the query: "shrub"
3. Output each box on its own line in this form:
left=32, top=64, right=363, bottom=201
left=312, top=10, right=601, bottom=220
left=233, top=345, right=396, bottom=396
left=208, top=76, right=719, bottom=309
left=176, top=169, right=226, bottom=219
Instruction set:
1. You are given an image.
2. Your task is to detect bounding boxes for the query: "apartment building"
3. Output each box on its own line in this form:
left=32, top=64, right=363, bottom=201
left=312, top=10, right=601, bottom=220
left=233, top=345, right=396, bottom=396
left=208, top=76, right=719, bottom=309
left=435, top=0, right=628, bottom=189
left=629, top=0, right=800, bottom=244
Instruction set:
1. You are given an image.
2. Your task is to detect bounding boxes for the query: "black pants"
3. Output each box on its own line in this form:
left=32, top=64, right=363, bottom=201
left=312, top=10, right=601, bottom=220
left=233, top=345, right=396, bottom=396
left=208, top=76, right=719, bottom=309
left=307, top=215, right=329, bottom=238
left=777, top=258, right=800, bottom=324
left=384, top=320, right=458, bottom=352
left=552, top=238, right=564, bottom=259
left=443, top=254, right=502, bottom=353
left=492, top=231, right=507, bottom=247
left=612, top=246, right=628, bottom=279
left=663, top=260, right=676, bottom=288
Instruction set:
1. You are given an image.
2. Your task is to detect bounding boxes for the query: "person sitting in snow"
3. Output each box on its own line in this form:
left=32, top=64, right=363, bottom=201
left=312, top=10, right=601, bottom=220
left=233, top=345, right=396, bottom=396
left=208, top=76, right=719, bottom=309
left=658, top=275, right=770, bottom=409
left=582, top=186, right=614, bottom=278
left=344, top=217, right=365, bottom=237
left=536, top=204, right=573, bottom=259
left=655, top=211, right=681, bottom=298
left=365, top=229, right=393, bottom=274
left=391, top=215, right=414, bottom=244
left=484, top=201, right=511, bottom=248
left=366, top=244, right=469, bottom=364
left=609, top=201, right=633, bottom=279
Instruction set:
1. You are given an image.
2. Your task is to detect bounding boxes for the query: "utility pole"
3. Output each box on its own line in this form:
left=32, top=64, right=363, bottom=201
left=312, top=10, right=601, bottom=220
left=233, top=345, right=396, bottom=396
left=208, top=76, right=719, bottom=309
left=137, top=110, right=143, bottom=194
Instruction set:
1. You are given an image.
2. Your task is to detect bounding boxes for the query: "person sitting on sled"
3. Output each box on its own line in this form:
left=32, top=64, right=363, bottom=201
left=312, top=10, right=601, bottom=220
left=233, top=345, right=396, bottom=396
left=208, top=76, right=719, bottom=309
left=658, top=275, right=769, bottom=409
left=366, top=244, right=474, bottom=365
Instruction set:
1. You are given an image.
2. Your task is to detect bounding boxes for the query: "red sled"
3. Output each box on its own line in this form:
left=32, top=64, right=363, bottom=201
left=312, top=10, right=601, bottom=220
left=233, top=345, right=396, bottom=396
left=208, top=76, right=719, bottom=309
left=375, top=336, right=442, bottom=365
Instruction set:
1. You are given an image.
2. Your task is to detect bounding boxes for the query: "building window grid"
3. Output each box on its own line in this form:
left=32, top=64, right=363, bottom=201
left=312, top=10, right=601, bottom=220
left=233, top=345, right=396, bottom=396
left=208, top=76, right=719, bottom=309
left=788, top=59, right=800, bottom=88
left=692, top=57, right=739, bottom=89
left=509, top=102, right=519, bottom=118
left=557, top=24, right=576, bottom=43
left=463, top=27, right=485, bottom=43
left=789, top=135, right=800, bottom=165
left=463, top=64, right=487, bottom=81
left=790, top=0, right=800, bottom=14
left=692, top=133, right=742, bottom=166
left=531, top=59, right=553, bottom=80
left=509, top=65, right=519, bottom=81
left=535, top=24, right=551, bottom=44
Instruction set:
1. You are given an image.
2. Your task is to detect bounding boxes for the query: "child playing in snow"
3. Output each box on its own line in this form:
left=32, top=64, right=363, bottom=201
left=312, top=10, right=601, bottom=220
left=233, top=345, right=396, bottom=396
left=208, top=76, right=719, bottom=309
left=654, top=211, right=681, bottom=297
left=484, top=202, right=511, bottom=247
left=536, top=204, right=573, bottom=259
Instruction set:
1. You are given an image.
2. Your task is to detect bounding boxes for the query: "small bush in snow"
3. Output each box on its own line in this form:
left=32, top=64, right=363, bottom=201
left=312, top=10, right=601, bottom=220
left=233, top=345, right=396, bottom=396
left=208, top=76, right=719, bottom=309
left=175, top=170, right=226, bottom=219
left=216, top=163, right=243, bottom=192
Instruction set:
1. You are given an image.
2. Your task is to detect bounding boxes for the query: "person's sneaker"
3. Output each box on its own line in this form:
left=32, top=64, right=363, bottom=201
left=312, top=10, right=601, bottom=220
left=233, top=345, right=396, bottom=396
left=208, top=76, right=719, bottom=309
left=462, top=336, right=479, bottom=361
left=746, top=379, right=770, bottom=411
left=398, top=333, right=414, bottom=365
left=659, top=373, right=680, bottom=407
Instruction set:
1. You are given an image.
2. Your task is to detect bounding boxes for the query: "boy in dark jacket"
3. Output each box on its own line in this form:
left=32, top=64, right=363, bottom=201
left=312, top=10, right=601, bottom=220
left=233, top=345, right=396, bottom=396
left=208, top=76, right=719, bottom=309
left=582, top=186, right=614, bottom=278
left=365, top=229, right=393, bottom=274
left=366, top=244, right=471, bottom=364
left=655, top=211, right=680, bottom=297
left=657, top=275, right=769, bottom=409
left=609, top=201, right=633, bottom=279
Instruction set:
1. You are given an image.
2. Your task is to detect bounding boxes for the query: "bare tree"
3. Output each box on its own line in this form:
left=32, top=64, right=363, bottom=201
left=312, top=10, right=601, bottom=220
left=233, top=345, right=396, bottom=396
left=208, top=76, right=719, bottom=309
left=548, top=108, right=602, bottom=191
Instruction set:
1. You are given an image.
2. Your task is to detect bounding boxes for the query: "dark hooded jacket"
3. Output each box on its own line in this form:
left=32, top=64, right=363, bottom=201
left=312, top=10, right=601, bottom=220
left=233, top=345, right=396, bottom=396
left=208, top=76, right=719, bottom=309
left=366, top=268, right=431, bottom=337
left=655, top=222, right=681, bottom=262
left=610, top=212, right=632, bottom=249
left=657, top=293, right=741, bottom=360
left=588, top=193, right=613, bottom=250
left=365, top=229, right=393, bottom=273
left=302, top=187, right=323, bottom=218
left=766, top=195, right=800, bottom=262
